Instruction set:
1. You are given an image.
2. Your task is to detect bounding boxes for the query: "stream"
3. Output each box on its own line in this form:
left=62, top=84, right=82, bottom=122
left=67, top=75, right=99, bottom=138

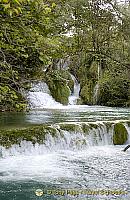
left=0, top=81, right=130, bottom=200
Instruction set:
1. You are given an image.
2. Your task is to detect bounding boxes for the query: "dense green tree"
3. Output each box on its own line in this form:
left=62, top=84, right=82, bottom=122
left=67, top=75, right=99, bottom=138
left=0, top=0, right=62, bottom=111
left=0, top=0, right=130, bottom=111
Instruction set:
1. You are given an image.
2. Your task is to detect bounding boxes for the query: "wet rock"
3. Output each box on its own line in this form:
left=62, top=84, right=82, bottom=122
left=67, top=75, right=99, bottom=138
left=113, top=123, right=128, bottom=145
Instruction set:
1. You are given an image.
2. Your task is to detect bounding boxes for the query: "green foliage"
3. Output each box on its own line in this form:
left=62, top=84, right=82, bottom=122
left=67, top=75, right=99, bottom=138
left=0, top=85, right=27, bottom=111
left=98, top=67, right=130, bottom=107
left=0, top=0, right=29, bottom=16
left=0, top=0, right=61, bottom=111
left=1, top=0, right=130, bottom=111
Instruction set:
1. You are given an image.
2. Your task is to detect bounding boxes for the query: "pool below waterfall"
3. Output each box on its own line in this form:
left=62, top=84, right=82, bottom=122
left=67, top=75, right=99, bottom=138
left=0, top=105, right=130, bottom=200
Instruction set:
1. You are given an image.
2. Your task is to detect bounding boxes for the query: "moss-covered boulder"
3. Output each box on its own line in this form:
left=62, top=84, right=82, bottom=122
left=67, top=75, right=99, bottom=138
left=50, top=81, right=70, bottom=105
left=45, top=70, right=71, bottom=105
left=78, top=61, right=99, bottom=105
left=59, top=123, right=81, bottom=132
left=80, top=80, right=95, bottom=104
left=113, top=123, right=128, bottom=145
left=0, top=125, right=57, bottom=148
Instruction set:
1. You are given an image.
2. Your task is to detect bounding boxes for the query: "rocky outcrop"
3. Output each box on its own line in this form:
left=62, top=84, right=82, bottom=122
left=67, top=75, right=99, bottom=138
left=0, top=121, right=129, bottom=148
left=45, top=70, right=73, bottom=105
left=113, top=123, right=128, bottom=145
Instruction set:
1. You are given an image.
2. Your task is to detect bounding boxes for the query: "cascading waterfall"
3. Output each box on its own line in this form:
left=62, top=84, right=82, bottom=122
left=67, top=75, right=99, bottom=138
left=0, top=121, right=125, bottom=158
left=28, top=73, right=80, bottom=109
left=0, top=121, right=129, bottom=199
left=1, top=68, right=130, bottom=199
left=124, top=123, right=130, bottom=144
left=28, top=81, right=61, bottom=109
left=69, top=74, right=80, bottom=105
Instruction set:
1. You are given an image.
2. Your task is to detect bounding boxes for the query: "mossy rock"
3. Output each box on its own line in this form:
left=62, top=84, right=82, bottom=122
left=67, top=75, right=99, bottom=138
left=81, top=123, right=90, bottom=133
left=59, top=123, right=81, bottom=132
left=0, top=125, right=57, bottom=148
left=45, top=70, right=71, bottom=105
left=113, top=123, right=128, bottom=145
left=50, top=81, right=70, bottom=105
left=80, top=80, right=94, bottom=104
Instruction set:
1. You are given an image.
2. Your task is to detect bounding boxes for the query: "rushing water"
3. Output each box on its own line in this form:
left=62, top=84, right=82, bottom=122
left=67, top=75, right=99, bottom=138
left=0, top=81, right=130, bottom=200
left=27, top=82, right=61, bottom=109
left=0, top=145, right=130, bottom=200
left=69, top=74, right=80, bottom=105
left=0, top=105, right=130, bottom=128
left=1, top=80, right=130, bottom=128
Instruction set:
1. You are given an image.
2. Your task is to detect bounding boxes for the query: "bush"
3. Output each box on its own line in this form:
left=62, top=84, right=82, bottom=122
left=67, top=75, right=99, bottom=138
left=98, top=69, right=130, bottom=107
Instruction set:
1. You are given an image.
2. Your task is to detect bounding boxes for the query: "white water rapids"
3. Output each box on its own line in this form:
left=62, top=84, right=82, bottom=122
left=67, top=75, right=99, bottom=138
left=28, top=74, right=80, bottom=109
left=0, top=77, right=130, bottom=199
left=69, top=74, right=80, bottom=105
left=27, top=82, right=61, bottom=109
left=0, top=122, right=130, bottom=199
left=0, top=145, right=129, bottom=200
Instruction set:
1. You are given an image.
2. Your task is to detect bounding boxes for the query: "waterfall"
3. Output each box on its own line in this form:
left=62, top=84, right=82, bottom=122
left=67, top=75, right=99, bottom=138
left=27, top=72, right=80, bottom=108
left=1, top=121, right=126, bottom=157
left=124, top=123, right=130, bottom=144
left=27, top=81, right=61, bottom=109
left=69, top=74, right=80, bottom=105
left=0, top=122, right=129, bottom=194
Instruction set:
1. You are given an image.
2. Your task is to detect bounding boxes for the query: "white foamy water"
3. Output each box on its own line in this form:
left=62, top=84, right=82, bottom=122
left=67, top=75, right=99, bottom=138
left=28, top=82, right=61, bottom=109
left=0, top=121, right=116, bottom=158
left=0, top=145, right=129, bottom=200
left=0, top=123, right=130, bottom=199
left=0, top=122, right=129, bottom=184
left=28, top=74, right=80, bottom=110
left=69, top=74, right=80, bottom=105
